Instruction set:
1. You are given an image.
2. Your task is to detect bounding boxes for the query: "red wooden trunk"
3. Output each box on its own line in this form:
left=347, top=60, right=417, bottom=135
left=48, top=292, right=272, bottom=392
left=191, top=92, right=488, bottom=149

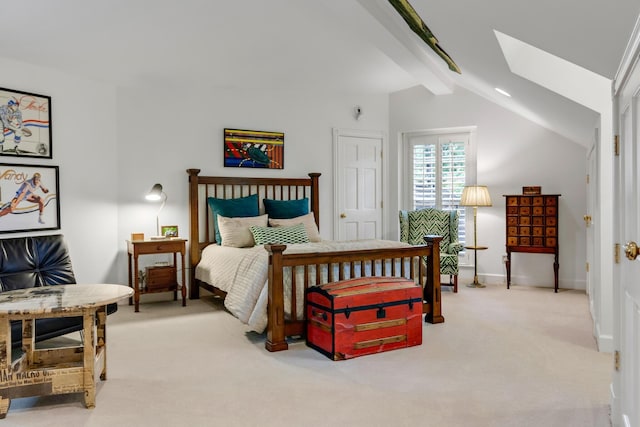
left=306, top=276, right=423, bottom=360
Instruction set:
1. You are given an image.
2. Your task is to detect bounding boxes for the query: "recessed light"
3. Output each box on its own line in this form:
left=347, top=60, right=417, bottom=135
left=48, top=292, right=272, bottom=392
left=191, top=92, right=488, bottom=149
left=495, top=87, right=511, bottom=97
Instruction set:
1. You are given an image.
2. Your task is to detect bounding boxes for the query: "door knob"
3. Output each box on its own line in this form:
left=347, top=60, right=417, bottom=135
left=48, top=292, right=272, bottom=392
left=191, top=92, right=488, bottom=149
left=340, top=213, right=347, bottom=218
left=583, top=215, right=592, bottom=226
left=624, top=241, right=638, bottom=261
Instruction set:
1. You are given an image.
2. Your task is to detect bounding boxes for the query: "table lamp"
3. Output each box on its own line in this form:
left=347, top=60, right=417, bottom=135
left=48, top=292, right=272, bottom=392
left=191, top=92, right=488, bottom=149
left=460, top=185, right=492, bottom=288
left=146, top=183, right=167, bottom=239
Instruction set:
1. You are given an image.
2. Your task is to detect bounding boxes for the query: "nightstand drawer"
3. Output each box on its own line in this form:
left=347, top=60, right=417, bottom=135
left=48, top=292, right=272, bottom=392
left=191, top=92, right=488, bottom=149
left=132, top=241, right=184, bottom=255
left=146, top=266, right=177, bottom=290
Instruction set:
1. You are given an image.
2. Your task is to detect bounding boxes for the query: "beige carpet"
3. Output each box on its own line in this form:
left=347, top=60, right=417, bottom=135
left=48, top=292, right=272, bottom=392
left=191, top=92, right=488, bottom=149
left=5, top=284, right=611, bottom=427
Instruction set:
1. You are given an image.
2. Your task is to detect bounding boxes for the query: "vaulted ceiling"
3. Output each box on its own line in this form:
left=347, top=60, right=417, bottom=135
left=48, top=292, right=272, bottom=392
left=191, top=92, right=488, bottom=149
left=3, top=0, right=639, bottom=146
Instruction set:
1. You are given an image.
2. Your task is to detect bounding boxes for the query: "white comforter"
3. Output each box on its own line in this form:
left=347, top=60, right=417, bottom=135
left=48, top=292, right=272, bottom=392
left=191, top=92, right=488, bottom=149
left=194, top=239, right=415, bottom=333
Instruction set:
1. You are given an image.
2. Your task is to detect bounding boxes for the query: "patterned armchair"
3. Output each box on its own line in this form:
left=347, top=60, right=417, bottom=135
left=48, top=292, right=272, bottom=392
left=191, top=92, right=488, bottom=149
left=399, top=208, right=464, bottom=293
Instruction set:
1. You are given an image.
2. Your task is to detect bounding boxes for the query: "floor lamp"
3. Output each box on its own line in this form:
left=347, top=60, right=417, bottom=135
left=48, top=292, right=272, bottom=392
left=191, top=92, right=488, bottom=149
left=460, top=185, right=492, bottom=288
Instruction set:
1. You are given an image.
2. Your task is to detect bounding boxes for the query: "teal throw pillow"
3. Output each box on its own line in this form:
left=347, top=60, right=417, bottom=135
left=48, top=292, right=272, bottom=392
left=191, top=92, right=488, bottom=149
left=250, top=223, right=310, bottom=245
left=207, top=194, right=259, bottom=244
left=263, top=198, right=309, bottom=219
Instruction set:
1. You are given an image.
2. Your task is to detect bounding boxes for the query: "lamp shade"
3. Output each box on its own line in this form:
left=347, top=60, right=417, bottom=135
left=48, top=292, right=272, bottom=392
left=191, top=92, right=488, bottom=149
left=146, top=183, right=164, bottom=201
left=460, top=185, right=492, bottom=207
left=145, top=183, right=167, bottom=237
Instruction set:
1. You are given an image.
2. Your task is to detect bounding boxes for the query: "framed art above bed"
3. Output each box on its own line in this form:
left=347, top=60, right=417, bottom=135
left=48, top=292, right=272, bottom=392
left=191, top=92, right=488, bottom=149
left=223, top=128, right=284, bottom=169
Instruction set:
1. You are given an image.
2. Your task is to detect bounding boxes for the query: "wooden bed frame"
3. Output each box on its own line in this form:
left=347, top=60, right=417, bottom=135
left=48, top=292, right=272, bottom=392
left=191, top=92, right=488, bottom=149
left=187, top=168, right=443, bottom=352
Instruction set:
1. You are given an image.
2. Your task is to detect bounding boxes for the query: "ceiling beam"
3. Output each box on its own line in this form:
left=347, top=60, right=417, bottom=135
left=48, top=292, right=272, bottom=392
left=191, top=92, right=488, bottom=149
left=357, top=0, right=454, bottom=95
left=322, top=0, right=454, bottom=95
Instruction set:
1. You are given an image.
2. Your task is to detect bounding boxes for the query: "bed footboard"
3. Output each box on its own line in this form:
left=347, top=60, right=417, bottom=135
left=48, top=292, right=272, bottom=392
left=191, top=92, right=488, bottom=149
left=264, top=235, right=443, bottom=352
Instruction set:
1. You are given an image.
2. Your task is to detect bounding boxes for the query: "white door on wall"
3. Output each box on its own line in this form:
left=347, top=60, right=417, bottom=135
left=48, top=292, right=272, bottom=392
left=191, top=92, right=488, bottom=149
left=613, top=35, right=640, bottom=427
left=586, top=142, right=596, bottom=297
left=333, top=129, right=383, bottom=241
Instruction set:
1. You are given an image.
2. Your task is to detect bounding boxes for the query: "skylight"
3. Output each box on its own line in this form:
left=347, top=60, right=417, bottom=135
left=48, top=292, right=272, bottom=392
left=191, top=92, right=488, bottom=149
left=494, top=30, right=610, bottom=112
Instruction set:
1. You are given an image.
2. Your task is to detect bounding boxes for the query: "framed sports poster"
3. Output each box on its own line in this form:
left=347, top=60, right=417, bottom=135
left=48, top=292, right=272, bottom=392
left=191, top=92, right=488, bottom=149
left=0, top=163, right=60, bottom=233
left=223, top=128, right=284, bottom=169
left=0, top=87, right=52, bottom=158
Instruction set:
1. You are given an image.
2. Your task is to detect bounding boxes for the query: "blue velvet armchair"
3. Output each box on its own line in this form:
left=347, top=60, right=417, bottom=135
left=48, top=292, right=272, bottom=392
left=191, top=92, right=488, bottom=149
left=399, top=208, right=464, bottom=292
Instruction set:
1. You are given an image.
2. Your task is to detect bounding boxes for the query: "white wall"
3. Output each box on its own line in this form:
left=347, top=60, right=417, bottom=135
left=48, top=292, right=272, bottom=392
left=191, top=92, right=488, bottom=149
left=0, top=57, right=119, bottom=283
left=0, top=57, right=589, bottom=295
left=390, top=85, right=588, bottom=290
left=115, top=83, right=389, bottom=285
left=0, top=56, right=390, bottom=292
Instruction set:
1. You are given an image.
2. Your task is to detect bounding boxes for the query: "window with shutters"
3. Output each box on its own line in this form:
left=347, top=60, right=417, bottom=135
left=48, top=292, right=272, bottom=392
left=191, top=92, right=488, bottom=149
left=402, top=129, right=477, bottom=245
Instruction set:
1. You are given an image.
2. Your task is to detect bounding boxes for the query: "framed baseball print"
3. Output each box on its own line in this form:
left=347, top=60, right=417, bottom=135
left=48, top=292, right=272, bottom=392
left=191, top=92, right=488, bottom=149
left=0, top=87, right=52, bottom=159
left=0, top=163, right=60, bottom=233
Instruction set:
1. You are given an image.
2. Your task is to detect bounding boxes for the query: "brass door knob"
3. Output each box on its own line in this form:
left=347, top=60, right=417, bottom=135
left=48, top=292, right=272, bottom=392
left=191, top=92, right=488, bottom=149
left=340, top=213, right=347, bottom=218
left=583, top=215, right=592, bottom=226
left=624, top=241, right=638, bottom=261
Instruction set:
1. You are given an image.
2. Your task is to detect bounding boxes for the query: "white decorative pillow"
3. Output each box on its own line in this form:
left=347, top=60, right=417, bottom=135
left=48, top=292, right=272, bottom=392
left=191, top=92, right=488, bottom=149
left=217, top=214, right=268, bottom=248
left=268, top=213, right=321, bottom=242
left=250, top=223, right=310, bottom=245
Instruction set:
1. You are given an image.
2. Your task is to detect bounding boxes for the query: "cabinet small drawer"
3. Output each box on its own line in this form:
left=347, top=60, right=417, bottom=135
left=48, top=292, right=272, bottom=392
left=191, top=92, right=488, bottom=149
left=532, top=226, right=544, bottom=236
left=532, top=196, right=544, bottom=206
left=519, top=226, right=531, bottom=236
left=545, top=237, right=557, bottom=247
left=532, top=206, right=544, bottom=215
left=519, top=207, right=531, bottom=215
left=532, top=216, right=544, bottom=225
left=507, top=237, right=518, bottom=245
left=545, top=227, right=557, bottom=237
left=545, top=197, right=557, bottom=206
left=508, top=206, right=518, bottom=215
left=519, top=197, right=531, bottom=205
left=519, top=237, right=531, bottom=246
left=533, top=237, right=544, bottom=246
left=545, top=206, right=557, bottom=216
left=507, top=226, right=518, bottom=236
left=546, top=217, right=557, bottom=226
left=507, top=217, right=518, bottom=226
left=506, top=197, right=519, bottom=206
left=519, top=216, right=531, bottom=225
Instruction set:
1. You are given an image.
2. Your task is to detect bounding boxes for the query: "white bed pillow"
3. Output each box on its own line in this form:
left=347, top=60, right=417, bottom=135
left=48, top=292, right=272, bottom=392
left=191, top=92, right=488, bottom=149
left=268, top=213, right=321, bottom=242
left=217, top=214, right=268, bottom=248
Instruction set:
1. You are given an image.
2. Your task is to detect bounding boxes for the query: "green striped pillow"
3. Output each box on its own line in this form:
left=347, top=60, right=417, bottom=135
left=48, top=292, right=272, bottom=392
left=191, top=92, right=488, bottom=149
left=250, top=223, right=310, bottom=245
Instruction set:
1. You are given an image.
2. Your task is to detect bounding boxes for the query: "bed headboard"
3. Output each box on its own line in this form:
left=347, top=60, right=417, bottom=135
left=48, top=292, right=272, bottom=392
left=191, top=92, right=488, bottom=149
left=186, top=168, right=321, bottom=280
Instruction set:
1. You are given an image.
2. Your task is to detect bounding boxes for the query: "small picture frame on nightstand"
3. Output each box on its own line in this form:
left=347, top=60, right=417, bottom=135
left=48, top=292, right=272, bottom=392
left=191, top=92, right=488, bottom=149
left=160, top=225, right=179, bottom=238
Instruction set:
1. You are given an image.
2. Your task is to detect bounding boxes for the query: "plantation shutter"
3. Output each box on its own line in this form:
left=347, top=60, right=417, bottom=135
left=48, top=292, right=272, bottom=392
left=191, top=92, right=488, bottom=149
left=409, top=133, right=467, bottom=243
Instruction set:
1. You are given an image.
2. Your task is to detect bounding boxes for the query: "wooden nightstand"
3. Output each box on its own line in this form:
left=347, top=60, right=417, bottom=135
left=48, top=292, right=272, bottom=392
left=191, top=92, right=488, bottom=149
left=126, top=239, right=187, bottom=312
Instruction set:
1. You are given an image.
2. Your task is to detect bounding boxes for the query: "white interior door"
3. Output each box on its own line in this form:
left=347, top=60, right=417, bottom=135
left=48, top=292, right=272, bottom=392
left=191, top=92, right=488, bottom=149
left=586, top=143, right=596, bottom=296
left=613, top=48, right=640, bottom=427
left=334, top=129, right=383, bottom=241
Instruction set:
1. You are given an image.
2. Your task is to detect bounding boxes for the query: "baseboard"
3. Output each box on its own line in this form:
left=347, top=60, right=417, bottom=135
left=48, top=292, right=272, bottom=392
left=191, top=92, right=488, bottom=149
left=595, top=322, right=614, bottom=352
left=610, top=382, right=621, bottom=427
left=475, top=273, right=586, bottom=290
